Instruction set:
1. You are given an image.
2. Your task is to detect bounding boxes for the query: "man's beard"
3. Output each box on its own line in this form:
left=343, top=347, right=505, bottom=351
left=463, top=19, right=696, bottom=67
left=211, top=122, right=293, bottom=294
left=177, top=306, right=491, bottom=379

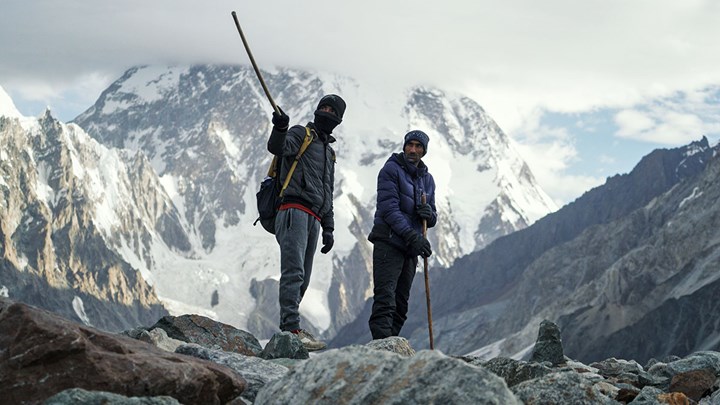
left=405, top=152, right=420, bottom=164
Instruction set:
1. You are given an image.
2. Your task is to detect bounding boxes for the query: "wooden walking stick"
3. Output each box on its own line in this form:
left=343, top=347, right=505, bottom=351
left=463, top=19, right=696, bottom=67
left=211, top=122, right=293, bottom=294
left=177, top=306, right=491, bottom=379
left=421, top=194, right=435, bottom=349
left=231, top=11, right=280, bottom=115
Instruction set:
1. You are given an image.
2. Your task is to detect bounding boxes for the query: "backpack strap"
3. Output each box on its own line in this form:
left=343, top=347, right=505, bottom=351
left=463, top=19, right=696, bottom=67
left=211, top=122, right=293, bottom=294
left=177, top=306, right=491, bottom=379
left=279, top=127, right=314, bottom=197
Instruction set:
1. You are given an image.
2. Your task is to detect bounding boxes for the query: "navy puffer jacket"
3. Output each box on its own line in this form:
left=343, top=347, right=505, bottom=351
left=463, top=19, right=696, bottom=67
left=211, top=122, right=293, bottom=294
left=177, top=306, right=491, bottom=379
left=369, top=152, right=437, bottom=252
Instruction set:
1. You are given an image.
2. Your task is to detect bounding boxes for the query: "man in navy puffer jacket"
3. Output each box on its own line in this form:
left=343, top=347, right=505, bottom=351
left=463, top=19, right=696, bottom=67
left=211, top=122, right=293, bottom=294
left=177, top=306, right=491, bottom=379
left=368, top=130, right=437, bottom=340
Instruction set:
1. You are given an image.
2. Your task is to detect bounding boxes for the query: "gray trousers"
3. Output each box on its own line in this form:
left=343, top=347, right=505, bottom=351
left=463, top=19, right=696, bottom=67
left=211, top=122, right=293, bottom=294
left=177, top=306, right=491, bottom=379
left=274, top=208, right=320, bottom=331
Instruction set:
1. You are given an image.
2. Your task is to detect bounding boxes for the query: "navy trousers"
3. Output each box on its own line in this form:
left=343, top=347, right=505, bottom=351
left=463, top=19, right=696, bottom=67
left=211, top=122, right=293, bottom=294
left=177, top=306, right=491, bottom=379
left=368, top=240, right=418, bottom=339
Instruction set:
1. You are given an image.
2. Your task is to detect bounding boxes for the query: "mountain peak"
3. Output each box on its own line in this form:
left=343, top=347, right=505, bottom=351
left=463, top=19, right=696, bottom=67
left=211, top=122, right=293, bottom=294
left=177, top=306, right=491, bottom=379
left=0, top=85, right=23, bottom=119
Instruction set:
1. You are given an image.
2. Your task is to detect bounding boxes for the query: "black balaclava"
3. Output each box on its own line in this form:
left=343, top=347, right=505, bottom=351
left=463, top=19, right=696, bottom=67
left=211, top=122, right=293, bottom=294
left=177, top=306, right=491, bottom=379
left=313, top=94, right=346, bottom=135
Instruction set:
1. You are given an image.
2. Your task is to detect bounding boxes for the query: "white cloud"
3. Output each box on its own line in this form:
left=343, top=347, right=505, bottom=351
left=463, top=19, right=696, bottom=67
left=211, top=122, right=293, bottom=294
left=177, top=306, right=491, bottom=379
left=2, top=0, right=720, bottom=126
left=511, top=119, right=604, bottom=206
left=613, top=87, right=720, bottom=144
left=514, top=138, right=604, bottom=207
left=615, top=110, right=656, bottom=136
left=2, top=0, right=719, bottom=202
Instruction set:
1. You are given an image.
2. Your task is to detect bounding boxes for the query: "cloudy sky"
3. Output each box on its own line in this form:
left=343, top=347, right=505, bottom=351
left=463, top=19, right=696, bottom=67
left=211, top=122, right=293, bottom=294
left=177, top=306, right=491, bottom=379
left=2, top=0, right=719, bottom=205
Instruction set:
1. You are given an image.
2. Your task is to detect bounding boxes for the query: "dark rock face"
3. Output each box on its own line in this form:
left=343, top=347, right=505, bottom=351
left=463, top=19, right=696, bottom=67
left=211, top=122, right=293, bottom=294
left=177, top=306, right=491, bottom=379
left=259, top=332, right=309, bottom=360
left=0, top=298, right=245, bottom=404
left=578, top=277, right=720, bottom=364
left=531, top=320, right=565, bottom=366
left=150, top=314, right=262, bottom=356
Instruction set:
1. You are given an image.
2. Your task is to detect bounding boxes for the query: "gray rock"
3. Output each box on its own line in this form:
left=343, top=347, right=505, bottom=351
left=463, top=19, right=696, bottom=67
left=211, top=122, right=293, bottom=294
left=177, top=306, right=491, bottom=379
left=144, top=328, right=185, bottom=352
left=259, top=332, right=309, bottom=360
left=365, top=336, right=416, bottom=357
left=512, top=371, right=618, bottom=405
left=478, top=357, right=552, bottom=387
left=530, top=320, right=565, bottom=366
left=121, top=327, right=184, bottom=352
left=667, top=351, right=720, bottom=376
left=267, top=357, right=305, bottom=369
left=151, top=314, right=262, bottom=356
left=119, top=327, right=153, bottom=340
left=44, top=388, right=181, bottom=404
left=627, top=386, right=664, bottom=404
left=176, top=343, right=288, bottom=403
left=255, top=346, right=521, bottom=404
left=589, top=357, right=643, bottom=378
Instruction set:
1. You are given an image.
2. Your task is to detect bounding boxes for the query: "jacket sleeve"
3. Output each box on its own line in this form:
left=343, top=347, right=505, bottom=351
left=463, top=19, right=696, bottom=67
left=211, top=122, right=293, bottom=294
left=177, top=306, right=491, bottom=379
left=426, top=174, right=438, bottom=229
left=321, top=148, right=335, bottom=231
left=377, top=163, right=413, bottom=237
left=268, top=125, right=303, bottom=156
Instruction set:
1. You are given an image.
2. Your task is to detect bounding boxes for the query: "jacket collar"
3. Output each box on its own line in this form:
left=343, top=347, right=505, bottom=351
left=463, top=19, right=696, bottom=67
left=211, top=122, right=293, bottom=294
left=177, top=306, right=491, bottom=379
left=391, top=152, right=427, bottom=177
left=307, top=122, right=336, bottom=144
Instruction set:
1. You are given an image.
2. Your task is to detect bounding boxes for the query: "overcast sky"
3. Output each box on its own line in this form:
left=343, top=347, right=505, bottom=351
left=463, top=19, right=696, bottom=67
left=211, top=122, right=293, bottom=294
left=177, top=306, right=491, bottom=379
left=2, top=0, right=719, bottom=205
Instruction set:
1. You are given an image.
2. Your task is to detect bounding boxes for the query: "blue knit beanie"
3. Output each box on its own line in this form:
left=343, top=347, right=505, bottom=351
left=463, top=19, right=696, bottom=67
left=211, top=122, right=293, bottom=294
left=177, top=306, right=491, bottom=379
left=403, top=130, right=429, bottom=156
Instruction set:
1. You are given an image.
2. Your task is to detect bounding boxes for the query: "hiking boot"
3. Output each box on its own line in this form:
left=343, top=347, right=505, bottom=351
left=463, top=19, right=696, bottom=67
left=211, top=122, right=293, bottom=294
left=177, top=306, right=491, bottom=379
left=291, top=329, right=327, bottom=351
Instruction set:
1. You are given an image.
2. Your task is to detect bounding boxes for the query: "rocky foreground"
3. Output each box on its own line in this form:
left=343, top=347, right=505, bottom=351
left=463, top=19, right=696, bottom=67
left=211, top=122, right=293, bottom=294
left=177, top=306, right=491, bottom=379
left=1, top=298, right=719, bottom=404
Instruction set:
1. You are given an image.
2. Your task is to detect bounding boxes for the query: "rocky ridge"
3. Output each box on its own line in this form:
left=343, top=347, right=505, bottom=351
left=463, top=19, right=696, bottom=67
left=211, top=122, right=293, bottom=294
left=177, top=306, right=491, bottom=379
left=3, top=297, right=720, bottom=405
left=0, top=110, right=173, bottom=331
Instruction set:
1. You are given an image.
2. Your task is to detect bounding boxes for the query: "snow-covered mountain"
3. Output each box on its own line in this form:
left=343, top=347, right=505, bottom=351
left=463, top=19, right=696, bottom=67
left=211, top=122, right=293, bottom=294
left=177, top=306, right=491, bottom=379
left=6, top=66, right=556, bottom=339
left=0, top=85, right=170, bottom=330
left=0, top=86, right=23, bottom=119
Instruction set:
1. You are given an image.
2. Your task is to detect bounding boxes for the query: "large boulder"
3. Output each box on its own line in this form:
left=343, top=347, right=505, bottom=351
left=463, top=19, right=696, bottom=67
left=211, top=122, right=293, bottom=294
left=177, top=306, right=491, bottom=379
left=150, top=314, right=262, bottom=356
left=255, top=346, right=521, bottom=404
left=0, top=298, right=245, bottom=404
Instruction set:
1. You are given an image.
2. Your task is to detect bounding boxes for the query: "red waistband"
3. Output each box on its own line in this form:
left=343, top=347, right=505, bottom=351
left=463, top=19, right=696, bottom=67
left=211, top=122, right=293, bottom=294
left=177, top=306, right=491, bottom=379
left=279, top=203, right=321, bottom=222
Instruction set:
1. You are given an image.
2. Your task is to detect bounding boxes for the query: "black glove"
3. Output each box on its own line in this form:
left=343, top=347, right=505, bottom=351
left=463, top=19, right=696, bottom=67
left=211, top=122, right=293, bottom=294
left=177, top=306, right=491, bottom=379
left=320, top=230, right=334, bottom=254
left=272, top=107, right=290, bottom=131
left=403, top=231, right=432, bottom=258
left=416, top=203, right=433, bottom=220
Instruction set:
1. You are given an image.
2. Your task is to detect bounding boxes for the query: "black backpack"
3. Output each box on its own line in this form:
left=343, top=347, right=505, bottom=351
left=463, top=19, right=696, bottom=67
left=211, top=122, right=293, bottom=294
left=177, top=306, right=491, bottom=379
left=254, top=127, right=313, bottom=234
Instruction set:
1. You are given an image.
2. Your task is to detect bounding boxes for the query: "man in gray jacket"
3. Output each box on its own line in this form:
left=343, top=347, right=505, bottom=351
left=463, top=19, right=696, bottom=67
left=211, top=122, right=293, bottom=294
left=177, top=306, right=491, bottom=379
left=267, top=94, right=346, bottom=351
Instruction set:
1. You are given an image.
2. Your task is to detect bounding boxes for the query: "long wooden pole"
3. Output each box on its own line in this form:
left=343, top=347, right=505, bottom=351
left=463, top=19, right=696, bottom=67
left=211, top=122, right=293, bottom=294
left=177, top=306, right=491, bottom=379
left=231, top=11, right=279, bottom=115
left=421, top=194, right=434, bottom=349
